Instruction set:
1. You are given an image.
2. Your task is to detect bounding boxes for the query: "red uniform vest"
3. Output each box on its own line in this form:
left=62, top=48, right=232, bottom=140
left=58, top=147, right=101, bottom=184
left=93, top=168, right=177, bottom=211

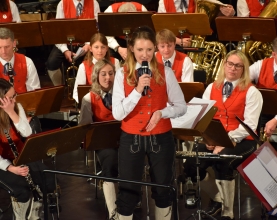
left=0, top=53, right=27, bottom=93
left=83, top=57, right=115, bottom=85
left=0, top=126, right=24, bottom=161
left=111, top=2, right=143, bottom=12
left=90, top=92, right=114, bottom=122
left=163, top=0, right=195, bottom=12
left=0, top=1, right=13, bottom=23
left=156, top=51, right=187, bottom=82
left=121, top=64, right=172, bottom=135
left=63, top=0, right=95, bottom=18
left=211, top=83, right=253, bottom=140
left=245, top=0, right=269, bottom=17
left=256, top=57, right=277, bottom=89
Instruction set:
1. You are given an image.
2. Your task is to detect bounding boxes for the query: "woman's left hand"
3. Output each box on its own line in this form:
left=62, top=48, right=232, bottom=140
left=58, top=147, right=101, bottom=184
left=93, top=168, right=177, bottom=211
left=213, top=146, right=225, bottom=154
left=146, top=110, right=162, bottom=132
left=0, top=96, right=15, bottom=115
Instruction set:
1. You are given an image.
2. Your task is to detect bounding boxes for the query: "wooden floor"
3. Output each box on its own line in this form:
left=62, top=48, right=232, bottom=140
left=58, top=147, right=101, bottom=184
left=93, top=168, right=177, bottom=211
left=0, top=74, right=276, bottom=220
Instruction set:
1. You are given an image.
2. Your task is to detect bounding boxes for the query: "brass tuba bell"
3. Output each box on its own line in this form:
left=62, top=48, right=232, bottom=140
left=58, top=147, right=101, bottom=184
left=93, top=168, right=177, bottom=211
left=66, top=61, right=78, bottom=100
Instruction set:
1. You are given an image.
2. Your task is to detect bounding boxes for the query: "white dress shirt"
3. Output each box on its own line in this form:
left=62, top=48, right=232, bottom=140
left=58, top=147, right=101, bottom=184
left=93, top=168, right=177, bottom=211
left=160, top=50, right=194, bottom=82
left=237, top=0, right=264, bottom=17
left=0, top=103, right=32, bottom=171
left=104, top=5, right=148, bottom=50
left=55, top=0, right=100, bottom=53
left=73, top=57, right=120, bottom=102
left=9, top=0, right=21, bottom=23
left=0, top=55, right=41, bottom=91
left=203, top=80, right=263, bottom=143
left=112, top=62, right=187, bottom=121
left=250, top=58, right=277, bottom=119
left=158, top=0, right=186, bottom=13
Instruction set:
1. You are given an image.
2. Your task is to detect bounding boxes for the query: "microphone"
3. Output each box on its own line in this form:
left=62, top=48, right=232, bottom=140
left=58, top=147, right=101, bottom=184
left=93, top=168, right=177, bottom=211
left=141, top=61, right=151, bottom=96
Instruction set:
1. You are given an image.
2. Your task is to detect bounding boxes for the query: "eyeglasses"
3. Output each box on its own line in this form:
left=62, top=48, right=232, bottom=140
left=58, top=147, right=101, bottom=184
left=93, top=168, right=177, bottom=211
left=226, top=61, right=244, bottom=70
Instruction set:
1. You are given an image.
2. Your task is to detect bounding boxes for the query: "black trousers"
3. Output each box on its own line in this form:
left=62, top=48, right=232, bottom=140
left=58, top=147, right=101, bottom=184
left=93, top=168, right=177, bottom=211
left=116, top=131, right=175, bottom=216
left=96, top=148, right=118, bottom=179
left=0, top=161, right=55, bottom=203
left=184, top=139, right=256, bottom=181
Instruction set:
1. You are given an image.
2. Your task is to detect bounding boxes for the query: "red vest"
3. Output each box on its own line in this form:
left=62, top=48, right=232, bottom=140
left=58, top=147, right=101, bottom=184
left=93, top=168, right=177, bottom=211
left=156, top=51, right=187, bottom=82
left=245, top=0, right=269, bottom=17
left=211, top=83, right=253, bottom=140
left=111, top=2, right=143, bottom=12
left=256, top=57, right=277, bottom=89
left=90, top=92, right=114, bottom=122
left=0, top=53, right=27, bottom=94
left=63, top=0, right=95, bottom=18
left=0, top=1, right=13, bottom=23
left=83, top=57, right=115, bottom=85
left=121, top=64, right=172, bottom=135
left=0, top=126, right=24, bottom=161
left=163, top=0, right=195, bottom=12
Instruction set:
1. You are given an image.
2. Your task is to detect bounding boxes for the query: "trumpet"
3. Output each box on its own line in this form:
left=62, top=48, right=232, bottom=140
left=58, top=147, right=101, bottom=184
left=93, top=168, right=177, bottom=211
left=66, top=60, right=78, bottom=101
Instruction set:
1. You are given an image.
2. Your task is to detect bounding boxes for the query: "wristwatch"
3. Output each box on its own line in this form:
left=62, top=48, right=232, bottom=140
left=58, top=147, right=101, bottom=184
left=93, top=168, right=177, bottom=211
left=114, top=46, right=120, bottom=52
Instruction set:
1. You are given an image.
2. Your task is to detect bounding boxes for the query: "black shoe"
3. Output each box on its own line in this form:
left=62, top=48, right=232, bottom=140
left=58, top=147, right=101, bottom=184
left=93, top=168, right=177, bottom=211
left=201, top=200, right=222, bottom=219
left=221, top=216, right=234, bottom=220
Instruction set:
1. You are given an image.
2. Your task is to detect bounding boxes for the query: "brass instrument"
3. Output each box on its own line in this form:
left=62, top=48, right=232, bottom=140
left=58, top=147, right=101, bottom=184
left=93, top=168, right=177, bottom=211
left=4, top=129, right=42, bottom=202
left=66, top=60, right=78, bottom=100
left=188, top=0, right=227, bottom=84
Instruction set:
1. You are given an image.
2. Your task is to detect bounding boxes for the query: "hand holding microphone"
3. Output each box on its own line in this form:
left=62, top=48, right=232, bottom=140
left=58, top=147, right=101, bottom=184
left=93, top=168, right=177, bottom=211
left=136, top=61, right=152, bottom=96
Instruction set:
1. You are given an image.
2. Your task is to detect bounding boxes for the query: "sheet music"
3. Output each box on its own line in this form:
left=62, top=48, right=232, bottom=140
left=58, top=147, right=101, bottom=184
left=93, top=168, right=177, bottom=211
left=257, top=146, right=277, bottom=181
left=244, top=158, right=277, bottom=208
left=73, top=47, right=86, bottom=60
left=189, top=97, right=216, bottom=119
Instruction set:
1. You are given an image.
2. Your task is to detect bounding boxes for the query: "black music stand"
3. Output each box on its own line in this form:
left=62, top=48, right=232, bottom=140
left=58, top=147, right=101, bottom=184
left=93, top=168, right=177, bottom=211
left=0, top=22, right=42, bottom=48
left=258, top=89, right=277, bottom=115
left=98, top=12, right=155, bottom=43
left=13, top=124, right=91, bottom=219
left=151, top=13, right=211, bottom=51
left=172, top=106, right=234, bottom=220
left=16, top=86, right=64, bottom=116
left=178, top=82, right=205, bottom=103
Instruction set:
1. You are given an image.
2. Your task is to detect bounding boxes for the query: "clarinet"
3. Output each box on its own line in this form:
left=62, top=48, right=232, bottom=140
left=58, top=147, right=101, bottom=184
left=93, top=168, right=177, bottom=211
left=4, top=129, right=42, bottom=202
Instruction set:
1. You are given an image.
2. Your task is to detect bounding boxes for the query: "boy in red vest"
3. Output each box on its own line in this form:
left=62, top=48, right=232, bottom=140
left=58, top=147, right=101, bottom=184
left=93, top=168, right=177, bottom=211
left=237, top=0, right=270, bottom=17
left=104, top=1, right=148, bottom=61
left=156, top=29, right=194, bottom=82
left=249, top=37, right=277, bottom=144
left=185, top=50, right=262, bottom=220
left=0, top=28, right=40, bottom=93
left=46, top=0, right=100, bottom=86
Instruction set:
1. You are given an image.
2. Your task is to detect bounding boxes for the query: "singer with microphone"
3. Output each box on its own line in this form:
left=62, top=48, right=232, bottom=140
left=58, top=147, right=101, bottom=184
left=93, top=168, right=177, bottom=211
left=112, top=26, right=186, bottom=220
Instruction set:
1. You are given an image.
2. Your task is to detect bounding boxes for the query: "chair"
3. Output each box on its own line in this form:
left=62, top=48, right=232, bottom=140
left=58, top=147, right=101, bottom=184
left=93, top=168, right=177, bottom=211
left=0, top=185, right=13, bottom=214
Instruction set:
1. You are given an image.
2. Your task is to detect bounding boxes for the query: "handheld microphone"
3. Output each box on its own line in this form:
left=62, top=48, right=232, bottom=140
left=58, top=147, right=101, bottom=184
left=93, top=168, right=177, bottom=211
left=141, top=61, right=151, bottom=96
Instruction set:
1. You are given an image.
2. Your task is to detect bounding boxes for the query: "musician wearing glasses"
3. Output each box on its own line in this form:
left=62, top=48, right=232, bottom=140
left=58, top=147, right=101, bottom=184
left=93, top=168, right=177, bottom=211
left=46, top=0, right=100, bottom=86
left=184, top=50, right=262, bottom=220
left=0, top=28, right=40, bottom=93
left=249, top=37, right=277, bottom=144
left=0, top=0, right=21, bottom=23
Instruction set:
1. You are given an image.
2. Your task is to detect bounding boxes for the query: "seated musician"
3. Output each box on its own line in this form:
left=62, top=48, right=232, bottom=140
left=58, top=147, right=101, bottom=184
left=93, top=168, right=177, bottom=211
left=0, top=28, right=40, bottom=93
left=155, top=29, right=194, bottom=82
left=104, top=1, right=148, bottom=61
left=249, top=37, right=277, bottom=148
left=0, top=0, right=21, bottom=23
left=237, top=0, right=270, bottom=17
left=78, top=59, right=118, bottom=219
left=46, top=0, right=100, bottom=86
left=73, top=33, right=121, bottom=103
left=184, top=50, right=263, bottom=220
left=0, top=78, right=55, bottom=220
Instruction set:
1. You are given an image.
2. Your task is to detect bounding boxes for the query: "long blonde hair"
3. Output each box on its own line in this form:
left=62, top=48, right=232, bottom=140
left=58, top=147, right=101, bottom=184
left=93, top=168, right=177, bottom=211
left=124, top=26, right=164, bottom=86
left=0, top=79, right=19, bottom=135
left=90, top=59, right=115, bottom=96
left=215, top=50, right=251, bottom=90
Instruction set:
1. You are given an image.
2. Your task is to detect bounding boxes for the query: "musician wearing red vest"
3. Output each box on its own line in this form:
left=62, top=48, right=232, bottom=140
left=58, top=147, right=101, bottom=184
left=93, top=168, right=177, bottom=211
left=104, top=2, right=148, bottom=61
left=184, top=50, right=262, bottom=220
left=0, top=28, right=40, bottom=94
left=0, top=0, right=21, bottom=23
left=73, top=33, right=120, bottom=102
left=156, top=29, right=194, bottom=82
left=249, top=38, right=277, bottom=142
left=46, top=0, right=100, bottom=86
left=79, top=59, right=118, bottom=219
left=112, top=26, right=186, bottom=220
left=237, top=0, right=269, bottom=17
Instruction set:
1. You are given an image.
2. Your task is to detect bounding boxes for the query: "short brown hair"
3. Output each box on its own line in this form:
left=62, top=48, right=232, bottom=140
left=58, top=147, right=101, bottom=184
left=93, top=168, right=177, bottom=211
left=156, top=29, right=176, bottom=44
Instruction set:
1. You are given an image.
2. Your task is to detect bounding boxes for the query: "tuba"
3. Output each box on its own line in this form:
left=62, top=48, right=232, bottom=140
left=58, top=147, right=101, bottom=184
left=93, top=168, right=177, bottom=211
left=188, top=0, right=227, bottom=84
left=66, top=60, right=78, bottom=100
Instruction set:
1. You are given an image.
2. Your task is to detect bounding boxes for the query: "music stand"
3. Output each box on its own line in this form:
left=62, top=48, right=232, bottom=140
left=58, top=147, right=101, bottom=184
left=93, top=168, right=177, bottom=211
left=98, top=12, right=155, bottom=43
left=178, top=82, right=205, bottom=103
left=16, top=86, right=64, bottom=116
left=77, top=85, right=91, bottom=107
left=0, top=22, right=42, bottom=48
left=258, top=89, right=277, bottom=115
